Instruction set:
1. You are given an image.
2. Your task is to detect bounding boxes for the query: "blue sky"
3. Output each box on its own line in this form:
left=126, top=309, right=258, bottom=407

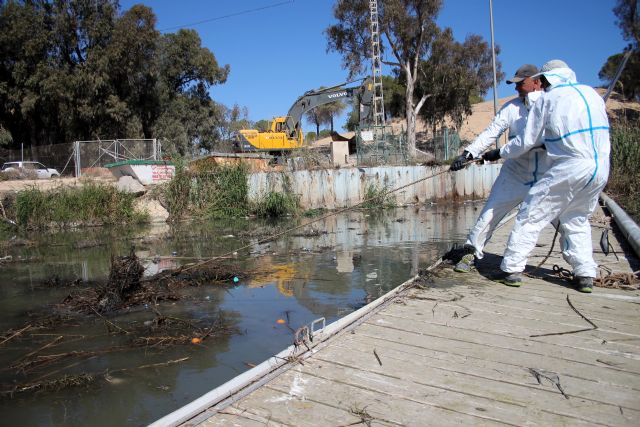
left=119, top=0, right=627, bottom=132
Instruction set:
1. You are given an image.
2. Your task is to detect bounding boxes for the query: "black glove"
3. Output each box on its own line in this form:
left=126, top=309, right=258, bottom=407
left=450, top=151, right=472, bottom=171
left=482, top=149, right=501, bottom=162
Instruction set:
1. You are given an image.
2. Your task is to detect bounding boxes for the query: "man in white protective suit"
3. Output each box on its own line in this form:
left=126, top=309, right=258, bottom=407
left=486, top=59, right=610, bottom=293
left=450, top=64, right=546, bottom=273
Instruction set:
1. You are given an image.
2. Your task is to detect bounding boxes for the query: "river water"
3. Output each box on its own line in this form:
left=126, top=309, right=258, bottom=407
left=0, top=202, right=481, bottom=426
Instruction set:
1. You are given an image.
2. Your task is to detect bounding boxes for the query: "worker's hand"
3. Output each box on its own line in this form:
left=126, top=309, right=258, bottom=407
left=482, top=149, right=501, bottom=162
left=450, top=151, right=472, bottom=171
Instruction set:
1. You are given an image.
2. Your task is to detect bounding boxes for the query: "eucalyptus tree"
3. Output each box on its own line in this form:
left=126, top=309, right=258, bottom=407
left=418, top=29, right=498, bottom=132
left=326, top=0, right=498, bottom=157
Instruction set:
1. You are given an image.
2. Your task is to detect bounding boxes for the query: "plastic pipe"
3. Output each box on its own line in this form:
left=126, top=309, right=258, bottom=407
left=600, top=192, right=640, bottom=259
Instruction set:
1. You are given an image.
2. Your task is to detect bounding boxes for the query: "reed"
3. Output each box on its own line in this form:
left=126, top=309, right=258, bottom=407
left=253, top=191, right=300, bottom=218
left=361, top=182, right=396, bottom=210
left=607, top=122, right=640, bottom=222
left=252, top=173, right=300, bottom=218
left=164, top=162, right=250, bottom=220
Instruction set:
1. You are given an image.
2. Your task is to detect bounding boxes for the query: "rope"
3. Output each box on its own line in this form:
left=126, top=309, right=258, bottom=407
left=521, top=223, right=639, bottom=290
left=145, top=162, right=470, bottom=282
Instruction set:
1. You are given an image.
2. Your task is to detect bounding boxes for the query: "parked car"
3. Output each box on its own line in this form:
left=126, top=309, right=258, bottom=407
left=1, top=161, right=61, bottom=179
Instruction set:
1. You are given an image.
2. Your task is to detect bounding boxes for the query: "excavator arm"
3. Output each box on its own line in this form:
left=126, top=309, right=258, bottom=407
left=236, top=78, right=374, bottom=153
left=283, top=79, right=373, bottom=138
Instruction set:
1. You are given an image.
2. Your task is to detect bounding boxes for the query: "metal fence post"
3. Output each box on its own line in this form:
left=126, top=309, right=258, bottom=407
left=74, top=141, right=81, bottom=177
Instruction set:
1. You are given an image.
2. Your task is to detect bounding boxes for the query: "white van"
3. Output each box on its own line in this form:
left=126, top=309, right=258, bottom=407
left=1, top=161, right=61, bottom=179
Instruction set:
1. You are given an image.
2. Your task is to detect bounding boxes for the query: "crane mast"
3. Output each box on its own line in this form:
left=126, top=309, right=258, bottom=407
left=369, top=0, right=385, bottom=128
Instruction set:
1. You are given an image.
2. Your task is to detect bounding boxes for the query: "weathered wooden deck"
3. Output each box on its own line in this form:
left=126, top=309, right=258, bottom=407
left=166, top=209, right=640, bottom=427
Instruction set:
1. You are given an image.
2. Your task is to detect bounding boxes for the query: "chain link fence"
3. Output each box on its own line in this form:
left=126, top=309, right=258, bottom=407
left=355, top=125, right=408, bottom=166
left=0, top=139, right=160, bottom=177
left=431, top=127, right=463, bottom=162
left=0, top=143, right=75, bottom=175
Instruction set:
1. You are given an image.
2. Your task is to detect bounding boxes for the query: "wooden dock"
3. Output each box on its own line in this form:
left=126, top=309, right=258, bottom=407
left=155, top=209, right=640, bottom=426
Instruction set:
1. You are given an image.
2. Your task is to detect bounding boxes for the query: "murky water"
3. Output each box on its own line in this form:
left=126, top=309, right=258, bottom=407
left=0, top=202, right=481, bottom=426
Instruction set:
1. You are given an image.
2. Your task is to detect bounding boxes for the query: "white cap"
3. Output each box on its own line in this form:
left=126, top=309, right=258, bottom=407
left=532, top=59, right=570, bottom=78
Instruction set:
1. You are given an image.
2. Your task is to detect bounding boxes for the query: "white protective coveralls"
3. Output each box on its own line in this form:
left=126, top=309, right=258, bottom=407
left=463, top=91, right=546, bottom=259
left=499, top=67, right=610, bottom=277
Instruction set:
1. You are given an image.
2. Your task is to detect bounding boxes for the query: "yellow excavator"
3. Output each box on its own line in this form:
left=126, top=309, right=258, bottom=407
left=234, top=78, right=374, bottom=153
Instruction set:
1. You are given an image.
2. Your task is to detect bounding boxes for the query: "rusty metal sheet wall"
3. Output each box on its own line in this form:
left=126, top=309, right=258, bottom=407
left=248, top=163, right=502, bottom=209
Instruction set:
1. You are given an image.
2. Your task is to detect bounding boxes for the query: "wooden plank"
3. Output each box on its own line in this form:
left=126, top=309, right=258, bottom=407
left=329, top=334, right=640, bottom=411
left=422, top=276, right=640, bottom=319
left=196, top=406, right=290, bottom=426
left=259, top=366, right=512, bottom=426
left=403, top=294, right=640, bottom=336
left=228, top=385, right=377, bottom=427
left=355, top=323, right=640, bottom=390
left=308, top=353, right=633, bottom=426
left=367, top=314, right=640, bottom=375
left=385, top=300, right=640, bottom=355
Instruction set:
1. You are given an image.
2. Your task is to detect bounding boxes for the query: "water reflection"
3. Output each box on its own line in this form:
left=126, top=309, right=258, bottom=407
left=0, top=202, right=481, bottom=426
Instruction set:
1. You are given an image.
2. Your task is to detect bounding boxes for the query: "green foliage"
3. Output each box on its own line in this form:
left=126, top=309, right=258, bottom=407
left=303, top=208, right=327, bottom=217
left=164, top=163, right=249, bottom=220
left=361, top=183, right=396, bottom=210
left=252, top=173, right=299, bottom=218
left=254, top=119, right=270, bottom=132
left=0, top=125, right=13, bottom=147
left=253, top=192, right=299, bottom=218
left=318, top=129, right=332, bottom=139
left=607, top=123, right=640, bottom=222
left=418, top=30, right=500, bottom=130
left=305, top=131, right=318, bottom=142
left=0, top=1, right=229, bottom=152
left=382, top=74, right=406, bottom=119
left=613, top=0, right=639, bottom=47
left=326, top=0, right=499, bottom=153
left=599, top=1, right=639, bottom=102
left=15, top=183, right=148, bottom=229
left=599, top=51, right=640, bottom=101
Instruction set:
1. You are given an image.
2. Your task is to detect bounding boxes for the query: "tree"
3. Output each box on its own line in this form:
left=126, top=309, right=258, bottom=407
left=319, top=100, right=347, bottom=132
left=613, top=0, right=639, bottom=47
left=253, top=119, right=270, bottom=132
left=305, top=108, right=326, bottom=137
left=0, top=1, right=230, bottom=154
left=599, top=51, right=640, bottom=101
left=211, top=103, right=250, bottom=153
left=382, top=74, right=405, bottom=119
left=418, top=30, right=498, bottom=132
left=600, top=0, right=640, bottom=101
left=326, top=0, right=499, bottom=157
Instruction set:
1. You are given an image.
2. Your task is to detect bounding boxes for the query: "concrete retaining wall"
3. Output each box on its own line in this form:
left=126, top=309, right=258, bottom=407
left=248, top=163, right=501, bottom=209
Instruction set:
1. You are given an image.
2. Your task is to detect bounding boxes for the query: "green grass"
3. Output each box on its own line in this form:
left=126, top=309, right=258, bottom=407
left=303, top=208, right=327, bottom=217
left=15, top=183, right=148, bottom=229
left=607, top=123, right=640, bottom=223
left=253, top=191, right=299, bottom=218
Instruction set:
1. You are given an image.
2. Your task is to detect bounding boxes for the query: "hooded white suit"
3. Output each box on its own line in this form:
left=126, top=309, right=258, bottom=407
left=463, top=91, right=547, bottom=259
left=499, top=67, right=610, bottom=277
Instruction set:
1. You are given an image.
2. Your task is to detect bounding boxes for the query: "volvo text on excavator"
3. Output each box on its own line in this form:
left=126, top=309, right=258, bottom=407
left=234, top=79, right=373, bottom=153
